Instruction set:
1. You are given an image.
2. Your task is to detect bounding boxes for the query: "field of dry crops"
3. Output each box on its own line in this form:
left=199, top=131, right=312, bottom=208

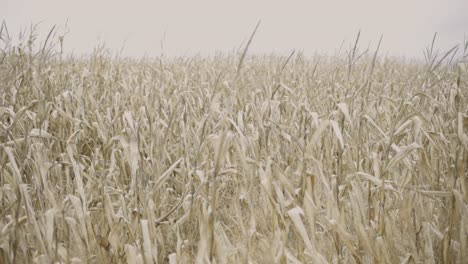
left=1, top=29, right=468, bottom=263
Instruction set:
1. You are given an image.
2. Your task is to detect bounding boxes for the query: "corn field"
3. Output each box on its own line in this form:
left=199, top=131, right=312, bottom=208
left=1, top=26, right=467, bottom=263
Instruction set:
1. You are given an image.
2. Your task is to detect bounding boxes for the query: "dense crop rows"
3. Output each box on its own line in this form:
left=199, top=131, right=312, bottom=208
left=1, top=28, right=467, bottom=263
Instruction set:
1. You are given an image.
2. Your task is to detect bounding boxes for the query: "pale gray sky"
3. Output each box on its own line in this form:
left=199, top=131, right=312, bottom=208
left=2, top=0, right=467, bottom=58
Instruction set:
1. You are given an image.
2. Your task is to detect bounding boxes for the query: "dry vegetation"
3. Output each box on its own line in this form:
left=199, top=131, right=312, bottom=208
left=1, top=25, right=468, bottom=263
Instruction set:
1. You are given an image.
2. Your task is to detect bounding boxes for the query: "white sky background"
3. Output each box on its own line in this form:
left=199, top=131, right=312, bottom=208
left=2, top=0, right=467, bottom=59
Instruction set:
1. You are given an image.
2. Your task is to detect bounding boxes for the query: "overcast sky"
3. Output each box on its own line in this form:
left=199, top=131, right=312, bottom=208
left=2, top=0, right=467, bottom=58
